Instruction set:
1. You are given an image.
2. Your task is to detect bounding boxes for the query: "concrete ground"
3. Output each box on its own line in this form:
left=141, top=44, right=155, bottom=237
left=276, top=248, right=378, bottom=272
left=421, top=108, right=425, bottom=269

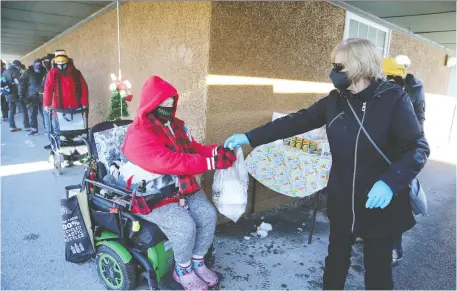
left=1, top=116, right=456, bottom=290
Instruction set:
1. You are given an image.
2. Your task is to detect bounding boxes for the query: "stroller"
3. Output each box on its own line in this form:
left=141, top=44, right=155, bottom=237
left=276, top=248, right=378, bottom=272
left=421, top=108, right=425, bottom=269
left=72, top=119, right=215, bottom=290
left=48, top=107, right=89, bottom=175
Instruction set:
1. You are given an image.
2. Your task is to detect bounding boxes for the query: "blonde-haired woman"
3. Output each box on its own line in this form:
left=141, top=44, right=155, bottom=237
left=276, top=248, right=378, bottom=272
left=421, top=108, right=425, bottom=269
left=225, top=38, right=429, bottom=290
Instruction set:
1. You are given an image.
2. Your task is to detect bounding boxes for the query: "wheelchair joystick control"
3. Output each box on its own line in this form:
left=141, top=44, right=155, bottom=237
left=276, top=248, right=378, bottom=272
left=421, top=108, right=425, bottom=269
left=132, top=221, right=141, bottom=232
left=137, top=180, right=147, bottom=193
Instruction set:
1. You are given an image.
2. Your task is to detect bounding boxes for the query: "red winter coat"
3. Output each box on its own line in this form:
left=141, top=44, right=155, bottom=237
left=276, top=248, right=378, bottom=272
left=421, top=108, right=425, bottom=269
left=121, top=76, right=217, bottom=195
left=43, top=66, right=88, bottom=109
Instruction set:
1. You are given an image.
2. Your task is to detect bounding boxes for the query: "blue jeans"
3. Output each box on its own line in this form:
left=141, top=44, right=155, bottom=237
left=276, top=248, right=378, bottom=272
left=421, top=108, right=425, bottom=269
left=43, top=109, right=60, bottom=142
left=8, top=101, right=30, bottom=129
left=28, top=103, right=44, bottom=131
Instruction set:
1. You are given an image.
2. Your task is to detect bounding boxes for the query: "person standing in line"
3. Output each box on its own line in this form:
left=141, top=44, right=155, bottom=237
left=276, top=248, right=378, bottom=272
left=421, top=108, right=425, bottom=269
left=1, top=60, right=9, bottom=121
left=395, top=55, right=426, bottom=133
left=19, top=59, right=47, bottom=136
left=41, top=53, right=54, bottom=73
left=2, top=60, right=30, bottom=132
left=43, top=50, right=89, bottom=151
left=382, top=56, right=426, bottom=265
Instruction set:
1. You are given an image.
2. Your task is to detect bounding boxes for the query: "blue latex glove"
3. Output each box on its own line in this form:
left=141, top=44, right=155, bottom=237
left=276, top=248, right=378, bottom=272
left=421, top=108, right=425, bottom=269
left=224, top=134, right=249, bottom=150
left=366, top=181, right=394, bottom=209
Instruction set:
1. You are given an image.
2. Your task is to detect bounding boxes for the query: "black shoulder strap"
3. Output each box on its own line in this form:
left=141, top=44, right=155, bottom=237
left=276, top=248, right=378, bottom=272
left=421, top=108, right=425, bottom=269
left=346, top=99, right=392, bottom=165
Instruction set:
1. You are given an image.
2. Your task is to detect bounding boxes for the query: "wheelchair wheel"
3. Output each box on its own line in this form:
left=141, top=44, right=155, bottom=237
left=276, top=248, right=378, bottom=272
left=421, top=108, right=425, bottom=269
left=96, top=246, right=137, bottom=290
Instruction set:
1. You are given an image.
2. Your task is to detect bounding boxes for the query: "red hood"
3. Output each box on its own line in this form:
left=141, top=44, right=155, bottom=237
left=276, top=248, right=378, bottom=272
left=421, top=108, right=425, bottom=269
left=137, top=76, right=179, bottom=122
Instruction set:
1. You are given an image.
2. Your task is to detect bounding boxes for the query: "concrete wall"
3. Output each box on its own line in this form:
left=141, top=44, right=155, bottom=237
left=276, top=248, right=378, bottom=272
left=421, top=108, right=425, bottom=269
left=389, top=30, right=451, bottom=95
left=204, top=1, right=346, bottom=212
left=22, top=2, right=212, bottom=142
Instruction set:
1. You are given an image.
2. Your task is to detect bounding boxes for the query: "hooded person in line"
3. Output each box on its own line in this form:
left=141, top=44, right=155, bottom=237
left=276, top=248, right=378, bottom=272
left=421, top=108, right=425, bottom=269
left=2, top=60, right=30, bottom=132
left=19, top=59, right=47, bottom=136
left=122, top=76, right=236, bottom=290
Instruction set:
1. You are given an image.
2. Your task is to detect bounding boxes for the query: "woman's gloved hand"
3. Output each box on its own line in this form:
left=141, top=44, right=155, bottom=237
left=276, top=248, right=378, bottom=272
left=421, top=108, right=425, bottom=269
left=366, top=181, right=394, bottom=209
left=224, top=134, right=250, bottom=150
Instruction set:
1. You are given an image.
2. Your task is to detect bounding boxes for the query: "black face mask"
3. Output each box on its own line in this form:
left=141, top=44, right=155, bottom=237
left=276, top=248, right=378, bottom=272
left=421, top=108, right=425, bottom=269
left=155, top=106, right=173, bottom=117
left=57, top=63, right=68, bottom=72
left=329, top=69, right=351, bottom=90
left=43, top=61, right=51, bottom=71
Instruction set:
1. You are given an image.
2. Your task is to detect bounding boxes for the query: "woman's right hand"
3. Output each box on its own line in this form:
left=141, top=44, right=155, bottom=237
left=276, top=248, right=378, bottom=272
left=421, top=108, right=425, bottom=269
left=224, top=134, right=249, bottom=150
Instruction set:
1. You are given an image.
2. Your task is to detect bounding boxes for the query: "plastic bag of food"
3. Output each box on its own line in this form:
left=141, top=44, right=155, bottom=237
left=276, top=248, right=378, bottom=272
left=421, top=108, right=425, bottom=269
left=212, top=148, right=249, bottom=222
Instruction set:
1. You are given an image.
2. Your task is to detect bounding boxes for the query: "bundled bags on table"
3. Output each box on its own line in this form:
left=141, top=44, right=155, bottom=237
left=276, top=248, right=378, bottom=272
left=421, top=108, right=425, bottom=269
left=212, top=148, right=249, bottom=222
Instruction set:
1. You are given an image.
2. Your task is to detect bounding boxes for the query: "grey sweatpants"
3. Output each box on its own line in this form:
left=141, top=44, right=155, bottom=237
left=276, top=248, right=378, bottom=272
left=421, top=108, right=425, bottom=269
left=139, top=190, right=217, bottom=264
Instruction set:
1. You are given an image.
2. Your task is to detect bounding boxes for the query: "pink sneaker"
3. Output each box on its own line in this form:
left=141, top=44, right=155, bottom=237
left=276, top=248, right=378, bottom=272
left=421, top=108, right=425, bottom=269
left=173, top=269, right=208, bottom=290
left=193, top=263, right=219, bottom=287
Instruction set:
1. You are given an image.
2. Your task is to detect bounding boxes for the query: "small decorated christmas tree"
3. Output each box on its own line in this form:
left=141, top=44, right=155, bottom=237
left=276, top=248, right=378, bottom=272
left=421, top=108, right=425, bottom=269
left=106, top=73, right=133, bottom=121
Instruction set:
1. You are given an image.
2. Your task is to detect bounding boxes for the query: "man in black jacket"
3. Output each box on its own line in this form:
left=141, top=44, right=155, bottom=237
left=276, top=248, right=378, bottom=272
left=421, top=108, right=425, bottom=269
left=1, top=60, right=8, bottom=121
left=396, top=55, right=426, bottom=133
left=19, top=59, right=47, bottom=136
left=2, top=60, right=30, bottom=132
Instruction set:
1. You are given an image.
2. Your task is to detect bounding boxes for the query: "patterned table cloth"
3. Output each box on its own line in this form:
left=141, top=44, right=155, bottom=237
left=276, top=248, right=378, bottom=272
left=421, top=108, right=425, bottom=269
left=245, top=143, right=332, bottom=198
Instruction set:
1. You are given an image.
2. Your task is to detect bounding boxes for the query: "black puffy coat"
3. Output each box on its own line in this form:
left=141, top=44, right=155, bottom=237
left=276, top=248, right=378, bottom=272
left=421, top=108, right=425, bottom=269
left=1, top=65, right=22, bottom=102
left=246, top=80, right=430, bottom=238
left=18, top=66, right=46, bottom=105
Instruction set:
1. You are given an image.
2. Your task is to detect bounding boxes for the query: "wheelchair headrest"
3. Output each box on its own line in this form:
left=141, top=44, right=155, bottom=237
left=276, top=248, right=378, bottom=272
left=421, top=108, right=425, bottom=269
left=89, top=120, right=133, bottom=159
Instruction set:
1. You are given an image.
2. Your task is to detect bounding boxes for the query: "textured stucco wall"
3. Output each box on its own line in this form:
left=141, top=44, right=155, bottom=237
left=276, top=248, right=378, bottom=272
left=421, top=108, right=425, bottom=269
left=205, top=1, right=346, bottom=212
left=21, top=2, right=211, bottom=142
left=389, top=30, right=451, bottom=95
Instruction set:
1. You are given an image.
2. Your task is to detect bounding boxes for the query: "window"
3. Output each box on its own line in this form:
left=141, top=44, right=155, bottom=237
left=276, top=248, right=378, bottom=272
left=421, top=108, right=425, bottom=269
left=344, top=11, right=391, bottom=57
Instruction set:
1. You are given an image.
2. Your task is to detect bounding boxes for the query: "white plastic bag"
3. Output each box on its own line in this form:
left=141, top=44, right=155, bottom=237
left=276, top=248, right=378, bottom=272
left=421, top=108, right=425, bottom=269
left=300, top=126, right=327, bottom=140
left=212, top=148, right=249, bottom=222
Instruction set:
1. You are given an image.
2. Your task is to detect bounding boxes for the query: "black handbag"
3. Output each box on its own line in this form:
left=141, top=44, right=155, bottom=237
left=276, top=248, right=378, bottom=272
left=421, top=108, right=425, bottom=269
left=346, top=100, right=428, bottom=216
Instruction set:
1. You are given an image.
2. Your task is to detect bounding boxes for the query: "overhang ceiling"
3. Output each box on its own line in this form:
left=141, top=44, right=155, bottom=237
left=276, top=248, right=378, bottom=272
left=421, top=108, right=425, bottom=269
left=1, top=1, right=111, bottom=59
left=347, top=1, right=456, bottom=53
left=1, top=1, right=455, bottom=60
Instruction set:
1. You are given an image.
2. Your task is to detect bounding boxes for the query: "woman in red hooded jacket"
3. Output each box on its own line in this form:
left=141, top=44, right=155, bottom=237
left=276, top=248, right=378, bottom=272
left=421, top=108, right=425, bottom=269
left=122, top=76, right=236, bottom=290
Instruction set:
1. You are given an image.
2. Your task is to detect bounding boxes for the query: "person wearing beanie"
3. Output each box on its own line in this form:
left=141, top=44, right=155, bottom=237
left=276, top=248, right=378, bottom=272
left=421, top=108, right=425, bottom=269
left=1, top=60, right=9, bottom=121
left=1, top=59, right=30, bottom=132
left=18, top=59, right=47, bottom=135
left=42, top=49, right=88, bottom=150
left=382, top=56, right=426, bottom=266
left=122, top=76, right=236, bottom=290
